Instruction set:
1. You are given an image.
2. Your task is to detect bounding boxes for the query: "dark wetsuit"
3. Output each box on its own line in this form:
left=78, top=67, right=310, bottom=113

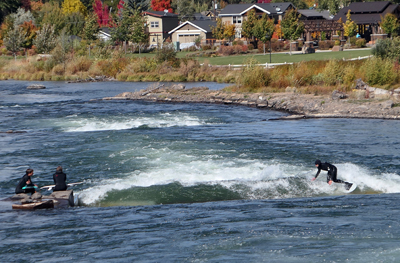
left=53, top=171, right=67, bottom=191
left=15, top=174, right=35, bottom=194
left=315, top=162, right=345, bottom=184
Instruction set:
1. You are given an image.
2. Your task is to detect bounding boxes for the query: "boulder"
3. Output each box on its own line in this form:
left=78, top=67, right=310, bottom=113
left=332, top=90, right=348, bottom=100
left=27, top=84, right=46, bottom=89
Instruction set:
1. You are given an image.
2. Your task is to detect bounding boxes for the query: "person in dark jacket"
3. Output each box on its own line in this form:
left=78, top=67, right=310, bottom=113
left=312, top=160, right=352, bottom=189
left=53, top=166, right=67, bottom=191
left=15, top=168, right=37, bottom=194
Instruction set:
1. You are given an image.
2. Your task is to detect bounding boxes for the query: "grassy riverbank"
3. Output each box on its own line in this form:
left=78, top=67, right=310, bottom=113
left=0, top=48, right=397, bottom=95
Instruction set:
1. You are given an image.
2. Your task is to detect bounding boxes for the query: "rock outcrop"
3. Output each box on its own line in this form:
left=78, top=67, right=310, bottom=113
left=103, top=82, right=400, bottom=120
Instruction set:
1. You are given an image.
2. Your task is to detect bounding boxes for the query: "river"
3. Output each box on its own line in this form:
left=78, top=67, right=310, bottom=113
left=1, top=80, right=400, bottom=262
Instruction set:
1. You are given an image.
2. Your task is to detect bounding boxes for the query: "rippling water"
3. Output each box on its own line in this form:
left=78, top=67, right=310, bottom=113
left=1, top=80, right=400, bottom=262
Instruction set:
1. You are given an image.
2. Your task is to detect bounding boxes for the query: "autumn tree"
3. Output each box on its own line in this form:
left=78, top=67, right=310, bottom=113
left=281, top=9, right=304, bottom=55
left=93, top=0, right=112, bottom=27
left=20, top=21, right=37, bottom=48
left=343, top=10, right=357, bottom=42
left=380, top=13, right=399, bottom=39
left=62, top=0, right=87, bottom=16
left=151, top=0, right=172, bottom=13
left=223, top=23, right=236, bottom=42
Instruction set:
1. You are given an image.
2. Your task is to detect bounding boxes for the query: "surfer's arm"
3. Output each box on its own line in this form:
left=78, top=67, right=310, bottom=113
left=313, top=169, right=321, bottom=180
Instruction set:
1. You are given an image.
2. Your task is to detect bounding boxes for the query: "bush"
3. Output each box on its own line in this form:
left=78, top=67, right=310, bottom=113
left=321, top=59, right=345, bottom=86
left=201, top=45, right=212, bottom=50
left=334, top=40, right=340, bottom=46
left=218, top=45, right=234, bottom=56
left=355, top=38, right=366, bottom=48
left=361, top=57, right=396, bottom=86
left=372, top=37, right=400, bottom=60
left=247, top=44, right=254, bottom=50
left=238, top=58, right=270, bottom=90
left=318, top=41, right=329, bottom=50
left=155, top=43, right=176, bottom=63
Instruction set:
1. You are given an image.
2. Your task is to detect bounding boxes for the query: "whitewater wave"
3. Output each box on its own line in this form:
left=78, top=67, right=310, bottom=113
left=77, top=161, right=400, bottom=207
left=57, top=112, right=209, bottom=132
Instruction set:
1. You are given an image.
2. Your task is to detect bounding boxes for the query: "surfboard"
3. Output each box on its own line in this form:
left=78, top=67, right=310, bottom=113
left=344, top=182, right=357, bottom=193
left=40, top=182, right=84, bottom=191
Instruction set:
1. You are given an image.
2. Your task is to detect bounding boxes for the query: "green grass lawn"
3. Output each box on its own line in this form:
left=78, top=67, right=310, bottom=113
left=132, top=49, right=372, bottom=65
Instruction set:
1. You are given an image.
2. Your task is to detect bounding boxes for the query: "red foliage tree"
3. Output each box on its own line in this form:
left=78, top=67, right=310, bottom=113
left=151, top=0, right=172, bottom=13
left=257, top=0, right=271, bottom=3
left=93, top=0, right=111, bottom=27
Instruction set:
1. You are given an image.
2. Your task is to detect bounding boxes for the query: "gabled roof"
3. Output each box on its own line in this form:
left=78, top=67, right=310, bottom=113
left=219, top=3, right=293, bottom=16
left=143, top=11, right=178, bottom=18
left=333, top=1, right=399, bottom=24
left=298, top=9, right=332, bottom=20
left=168, top=20, right=217, bottom=34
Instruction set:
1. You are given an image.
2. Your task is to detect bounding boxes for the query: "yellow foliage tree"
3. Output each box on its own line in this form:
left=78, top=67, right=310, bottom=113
left=62, top=0, right=87, bottom=16
left=343, top=10, right=357, bottom=38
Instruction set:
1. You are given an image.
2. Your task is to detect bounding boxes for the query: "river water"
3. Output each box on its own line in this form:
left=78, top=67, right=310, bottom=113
left=1, top=80, right=400, bottom=262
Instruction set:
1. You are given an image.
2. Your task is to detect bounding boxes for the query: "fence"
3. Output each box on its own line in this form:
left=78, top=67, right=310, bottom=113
left=204, top=55, right=373, bottom=70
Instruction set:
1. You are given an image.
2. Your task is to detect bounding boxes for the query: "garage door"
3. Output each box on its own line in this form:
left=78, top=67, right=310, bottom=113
left=178, top=34, right=199, bottom=43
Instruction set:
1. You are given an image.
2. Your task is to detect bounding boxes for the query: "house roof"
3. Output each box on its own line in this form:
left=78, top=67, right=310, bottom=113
left=333, top=1, right=399, bottom=24
left=168, top=20, right=217, bottom=34
left=219, top=3, right=293, bottom=16
left=298, top=9, right=333, bottom=20
left=143, top=11, right=178, bottom=18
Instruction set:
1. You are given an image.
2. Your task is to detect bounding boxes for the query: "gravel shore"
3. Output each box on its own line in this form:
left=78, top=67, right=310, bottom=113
left=103, top=83, right=400, bottom=120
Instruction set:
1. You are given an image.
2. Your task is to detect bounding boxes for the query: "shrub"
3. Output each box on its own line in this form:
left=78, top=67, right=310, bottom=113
left=247, top=44, right=254, bottom=50
left=361, top=57, right=396, bottom=86
left=356, top=38, right=366, bottom=48
left=155, top=43, right=176, bottom=63
left=321, top=59, right=345, bottom=86
left=201, top=45, right=212, bottom=50
left=334, top=40, right=340, bottom=46
left=233, top=45, right=242, bottom=54
left=52, top=64, right=65, bottom=75
left=218, top=45, right=234, bottom=56
left=318, top=41, right=329, bottom=50
left=238, top=58, right=270, bottom=90
left=350, top=36, right=357, bottom=46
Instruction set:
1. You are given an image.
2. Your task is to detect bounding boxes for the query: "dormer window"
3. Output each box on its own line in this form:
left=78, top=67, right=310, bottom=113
left=151, top=21, right=159, bottom=28
left=233, top=16, right=242, bottom=24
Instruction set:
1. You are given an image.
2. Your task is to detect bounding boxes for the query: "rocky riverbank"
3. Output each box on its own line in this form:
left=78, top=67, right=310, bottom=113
left=103, top=82, right=400, bottom=120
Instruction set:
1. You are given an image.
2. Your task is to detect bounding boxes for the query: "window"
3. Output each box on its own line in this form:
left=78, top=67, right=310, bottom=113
left=233, top=16, right=242, bottom=24
left=150, top=21, right=159, bottom=28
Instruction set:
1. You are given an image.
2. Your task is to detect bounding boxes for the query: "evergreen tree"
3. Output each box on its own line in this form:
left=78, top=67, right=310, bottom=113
left=33, top=24, right=58, bottom=53
left=82, top=12, right=99, bottom=41
left=0, top=0, right=21, bottom=25
left=171, top=0, right=195, bottom=21
left=281, top=9, right=304, bottom=55
left=241, top=9, right=257, bottom=40
left=211, top=18, right=224, bottom=40
left=111, top=3, right=134, bottom=43
left=65, top=12, right=86, bottom=36
left=39, top=3, right=66, bottom=34
left=130, top=10, right=148, bottom=45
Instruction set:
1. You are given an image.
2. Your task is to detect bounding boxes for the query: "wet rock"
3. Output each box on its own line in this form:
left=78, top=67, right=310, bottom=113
left=27, top=84, right=45, bottom=89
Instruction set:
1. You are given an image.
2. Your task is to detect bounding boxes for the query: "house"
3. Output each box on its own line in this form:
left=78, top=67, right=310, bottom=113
left=298, top=9, right=333, bottom=21
left=218, top=3, right=295, bottom=38
left=193, top=11, right=215, bottom=21
left=143, top=10, right=179, bottom=47
left=333, top=1, right=400, bottom=42
left=168, top=20, right=217, bottom=48
left=98, top=27, right=111, bottom=41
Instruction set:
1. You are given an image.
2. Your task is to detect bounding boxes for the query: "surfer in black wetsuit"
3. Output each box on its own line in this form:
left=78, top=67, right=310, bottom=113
left=53, top=166, right=67, bottom=191
left=312, top=160, right=352, bottom=190
left=15, top=169, right=37, bottom=194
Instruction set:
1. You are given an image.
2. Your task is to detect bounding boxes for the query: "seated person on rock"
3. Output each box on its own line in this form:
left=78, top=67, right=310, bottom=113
left=53, top=166, right=67, bottom=191
left=15, top=168, right=38, bottom=194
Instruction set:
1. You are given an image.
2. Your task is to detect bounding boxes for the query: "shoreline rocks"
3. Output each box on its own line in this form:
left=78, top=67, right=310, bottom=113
left=103, top=83, right=400, bottom=120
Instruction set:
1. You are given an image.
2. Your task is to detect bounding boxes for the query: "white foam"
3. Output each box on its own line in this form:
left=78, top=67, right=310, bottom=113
left=57, top=112, right=208, bottom=132
left=77, top=159, right=400, bottom=205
